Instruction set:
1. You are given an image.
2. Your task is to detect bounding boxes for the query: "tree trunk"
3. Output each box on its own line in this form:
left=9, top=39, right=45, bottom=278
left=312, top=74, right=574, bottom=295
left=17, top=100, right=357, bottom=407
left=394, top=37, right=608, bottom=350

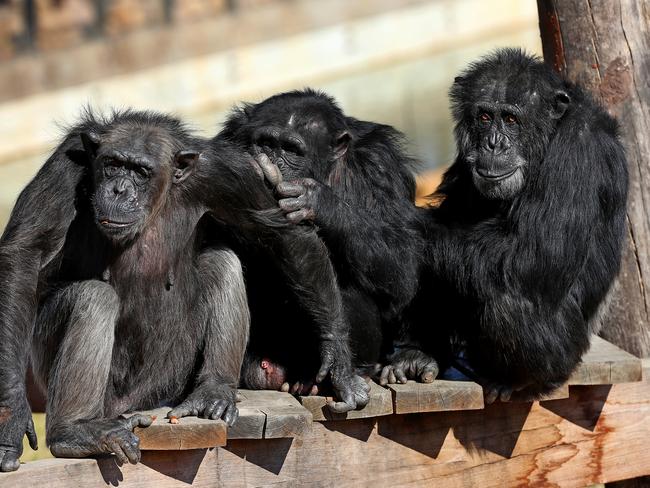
left=537, top=0, right=650, bottom=358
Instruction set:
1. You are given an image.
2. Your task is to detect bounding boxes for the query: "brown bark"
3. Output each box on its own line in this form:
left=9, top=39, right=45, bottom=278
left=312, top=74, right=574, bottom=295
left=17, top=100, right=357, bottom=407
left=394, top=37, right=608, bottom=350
left=538, top=0, right=650, bottom=358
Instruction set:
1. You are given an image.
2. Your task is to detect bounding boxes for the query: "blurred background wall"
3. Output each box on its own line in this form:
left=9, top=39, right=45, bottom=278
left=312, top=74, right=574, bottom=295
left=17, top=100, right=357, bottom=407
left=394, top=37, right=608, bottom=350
left=0, top=0, right=541, bottom=228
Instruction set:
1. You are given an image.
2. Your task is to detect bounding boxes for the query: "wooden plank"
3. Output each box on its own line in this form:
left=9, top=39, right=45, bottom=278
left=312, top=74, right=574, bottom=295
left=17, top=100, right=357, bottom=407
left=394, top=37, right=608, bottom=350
left=8, top=362, right=650, bottom=487
left=236, top=390, right=312, bottom=439
left=388, top=379, right=484, bottom=414
left=569, top=335, right=643, bottom=385
left=299, top=380, right=393, bottom=421
left=508, top=383, right=570, bottom=402
left=127, top=407, right=226, bottom=450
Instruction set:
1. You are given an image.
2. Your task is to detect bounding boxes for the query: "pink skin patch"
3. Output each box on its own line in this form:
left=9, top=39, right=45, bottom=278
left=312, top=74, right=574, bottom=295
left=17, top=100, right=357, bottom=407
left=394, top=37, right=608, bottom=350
left=260, top=358, right=287, bottom=390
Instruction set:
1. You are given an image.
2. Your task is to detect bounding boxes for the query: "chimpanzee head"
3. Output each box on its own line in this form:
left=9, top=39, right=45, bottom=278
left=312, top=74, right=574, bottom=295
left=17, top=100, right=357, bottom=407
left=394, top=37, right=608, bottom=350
left=222, top=89, right=352, bottom=182
left=450, top=48, right=571, bottom=200
left=81, top=113, right=197, bottom=243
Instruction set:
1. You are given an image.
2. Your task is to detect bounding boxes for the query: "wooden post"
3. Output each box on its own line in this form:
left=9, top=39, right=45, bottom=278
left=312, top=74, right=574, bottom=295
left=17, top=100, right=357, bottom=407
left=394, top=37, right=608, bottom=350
left=537, top=0, right=650, bottom=358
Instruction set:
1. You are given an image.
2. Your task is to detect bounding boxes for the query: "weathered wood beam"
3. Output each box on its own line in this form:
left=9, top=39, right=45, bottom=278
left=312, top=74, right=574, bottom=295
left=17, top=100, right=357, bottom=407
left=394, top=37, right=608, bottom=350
left=5, top=361, right=650, bottom=487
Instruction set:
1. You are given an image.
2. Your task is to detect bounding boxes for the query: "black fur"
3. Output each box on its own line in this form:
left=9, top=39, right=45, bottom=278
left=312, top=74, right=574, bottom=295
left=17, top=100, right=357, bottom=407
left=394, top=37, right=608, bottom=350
left=220, top=89, right=425, bottom=391
left=402, top=49, right=628, bottom=400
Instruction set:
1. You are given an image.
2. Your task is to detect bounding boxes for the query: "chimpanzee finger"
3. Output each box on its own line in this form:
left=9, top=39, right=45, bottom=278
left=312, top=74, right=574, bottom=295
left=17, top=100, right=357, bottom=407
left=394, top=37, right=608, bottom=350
left=126, top=414, right=154, bottom=430
left=379, top=365, right=392, bottom=386
left=167, top=404, right=193, bottom=419
left=327, top=399, right=355, bottom=413
left=290, top=382, right=299, bottom=394
left=309, top=384, right=319, bottom=396
left=278, top=196, right=306, bottom=213
left=316, top=364, right=330, bottom=384
left=286, top=209, right=313, bottom=224
left=209, top=402, right=227, bottom=421
left=202, top=401, right=220, bottom=419
left=27, top=416, right=38, bottom=450
left=276, top=182, right=305, bottom=198
left=223, top=405, right=239, bottom=427
left=280, top=382, right=290, bottom=392
left=108, top=439, right=129, bottom=465
left=120, top=434, right=141, bottom=464
left=0, top=451, right=20, bottom=472
left=394, top=366, right=408, bottom=384
left=484, top=386, right=499, bottom=404
left=255, top=153, right=282, bottom=187
left=499, top=388, right=513, bottom=402
left=420, top=362, right=439, bottom=384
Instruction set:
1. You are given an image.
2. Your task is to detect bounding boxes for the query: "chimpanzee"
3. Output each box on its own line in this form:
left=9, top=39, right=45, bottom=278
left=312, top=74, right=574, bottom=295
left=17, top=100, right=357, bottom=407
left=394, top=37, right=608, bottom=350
left=391, top=48, right=628, bottom=401
left=220, top=89, right=433, bottom=393
left=0, top=109, right=365, bottom=471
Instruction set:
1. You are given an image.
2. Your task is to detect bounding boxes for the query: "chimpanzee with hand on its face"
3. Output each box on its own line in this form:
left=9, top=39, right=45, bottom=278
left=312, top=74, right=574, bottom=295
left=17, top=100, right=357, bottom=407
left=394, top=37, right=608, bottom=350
left=221, top=89, right=434, bottom=395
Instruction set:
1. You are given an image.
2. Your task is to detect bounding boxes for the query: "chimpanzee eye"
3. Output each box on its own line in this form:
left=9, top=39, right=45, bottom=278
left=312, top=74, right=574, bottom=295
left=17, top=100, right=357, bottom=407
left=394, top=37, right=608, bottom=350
left=103, top=165, right=120, bottom=177
left=478, top=112, right=492, bottom=123
left=132, top=167, right=150, bottom=183
left=504, top=114, right=518, bottom=125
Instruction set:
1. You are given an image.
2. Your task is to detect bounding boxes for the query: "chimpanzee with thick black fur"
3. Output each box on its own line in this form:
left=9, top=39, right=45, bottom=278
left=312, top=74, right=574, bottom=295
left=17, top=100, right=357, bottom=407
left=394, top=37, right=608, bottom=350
left=0, top=109, right=366, bottom=472
left=391, top=48, right=628, bottom=401
left=221, top=89, right=434, bottom=393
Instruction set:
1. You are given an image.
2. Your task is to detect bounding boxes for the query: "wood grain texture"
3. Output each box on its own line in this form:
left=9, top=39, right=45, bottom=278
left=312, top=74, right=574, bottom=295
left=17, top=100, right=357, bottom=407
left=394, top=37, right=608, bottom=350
left=127, top=408, right=227, bottom=450
left=299, top=380, right=393, bottom=421
left=236, top=390, right=312, bottom=439
left=7, top=364, right=650, bottom=487
left=537, top=0, right=650, bottom=358
left=569, top=335, right=643, bottom=385
left=389, top=380, right=484, bottom=414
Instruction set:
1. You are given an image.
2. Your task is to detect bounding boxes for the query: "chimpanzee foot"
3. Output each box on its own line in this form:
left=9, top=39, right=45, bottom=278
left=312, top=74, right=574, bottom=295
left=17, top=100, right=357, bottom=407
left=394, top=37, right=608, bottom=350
left=379, top=348, right=439, bottom=386
left=48, top=415, right=153, bottom=464
left=286, top=380, right=319, bottom=396
left=327, top=373, right=370, bottom=413
left=167, top=383, right=239, bottom=426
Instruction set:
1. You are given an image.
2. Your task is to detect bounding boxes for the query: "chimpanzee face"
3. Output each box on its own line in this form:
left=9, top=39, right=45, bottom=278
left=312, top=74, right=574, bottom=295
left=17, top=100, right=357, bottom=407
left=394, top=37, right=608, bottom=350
left=82, top=125, right=195, bottom=243
left=451, top=51, right=570, bottom=200
left=228, top=92, right=351, bottom=182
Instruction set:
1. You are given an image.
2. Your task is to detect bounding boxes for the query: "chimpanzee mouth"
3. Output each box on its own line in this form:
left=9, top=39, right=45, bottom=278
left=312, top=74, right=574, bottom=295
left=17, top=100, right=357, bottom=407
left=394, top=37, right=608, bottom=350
left=475, top=166, right=518, bottom=181
left=98, top=219, right=136, bottom=229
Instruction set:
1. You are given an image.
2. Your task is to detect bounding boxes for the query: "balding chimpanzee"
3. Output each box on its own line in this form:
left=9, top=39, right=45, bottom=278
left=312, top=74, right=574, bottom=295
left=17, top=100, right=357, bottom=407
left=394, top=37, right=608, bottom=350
left=393, top=48, right=628, bottom=401
left=0, top=109, right=364, bottom=471
left=220, top=89, right=433, bottom=393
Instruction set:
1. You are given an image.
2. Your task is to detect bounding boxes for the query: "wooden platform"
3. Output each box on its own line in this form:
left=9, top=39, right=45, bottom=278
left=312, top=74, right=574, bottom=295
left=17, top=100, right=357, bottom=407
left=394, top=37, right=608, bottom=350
left=2, top=335, right=647, bottom=487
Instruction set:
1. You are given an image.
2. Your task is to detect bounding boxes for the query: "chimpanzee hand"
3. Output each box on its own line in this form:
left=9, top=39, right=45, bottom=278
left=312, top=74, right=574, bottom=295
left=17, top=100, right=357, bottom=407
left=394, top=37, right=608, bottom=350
left=317, top=342, right=370, bottom=413
left=167, top=383, right=239, bottom=426
left=379, top=348, right=439, bottom=386
left=49, top=415, right=153, bottom=465
left=276, top=178, right=336, bottom=225
left=0, top=397, right=37, bottom=472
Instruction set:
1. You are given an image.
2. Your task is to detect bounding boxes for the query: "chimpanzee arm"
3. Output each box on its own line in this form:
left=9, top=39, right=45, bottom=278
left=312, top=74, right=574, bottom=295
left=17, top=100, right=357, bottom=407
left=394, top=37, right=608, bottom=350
left=0, top=138, right=84, bottom=471
left=167, top=249, right=249, bottom=426
left=190, top=143, right=370, bottom=412
left=256, top=152, right=423, bottom=316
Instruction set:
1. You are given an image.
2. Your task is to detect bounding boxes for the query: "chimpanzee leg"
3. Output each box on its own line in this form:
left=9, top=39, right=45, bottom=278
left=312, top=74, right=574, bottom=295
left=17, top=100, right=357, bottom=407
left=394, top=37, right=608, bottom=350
left=167, top=248, right=249, bottom=426
left=32, top=281, right=152, bottom=464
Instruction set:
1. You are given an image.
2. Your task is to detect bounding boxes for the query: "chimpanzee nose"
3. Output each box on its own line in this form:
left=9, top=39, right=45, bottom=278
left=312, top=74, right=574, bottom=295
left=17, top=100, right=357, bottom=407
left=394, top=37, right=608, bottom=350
left=113, top=179, right=133, bottom=195
left=486, top=133, right=511, bottom=153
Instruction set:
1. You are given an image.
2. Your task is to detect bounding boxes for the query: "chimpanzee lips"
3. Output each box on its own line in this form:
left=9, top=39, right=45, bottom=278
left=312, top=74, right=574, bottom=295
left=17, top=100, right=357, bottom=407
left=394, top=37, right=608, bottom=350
left=98, top=219, right=135, bottom=229
left=475, top=166, right=518, bottom=181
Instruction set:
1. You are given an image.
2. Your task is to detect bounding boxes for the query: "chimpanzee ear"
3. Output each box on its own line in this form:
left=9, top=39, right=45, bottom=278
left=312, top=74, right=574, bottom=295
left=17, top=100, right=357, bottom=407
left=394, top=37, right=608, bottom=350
left=80, top=131, right=100, bottom=158
left=334, top=131, right=351, bottom=160
left=551, top=90, right=571, bottom=119
left=173, top=150, right=199, bottom=184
